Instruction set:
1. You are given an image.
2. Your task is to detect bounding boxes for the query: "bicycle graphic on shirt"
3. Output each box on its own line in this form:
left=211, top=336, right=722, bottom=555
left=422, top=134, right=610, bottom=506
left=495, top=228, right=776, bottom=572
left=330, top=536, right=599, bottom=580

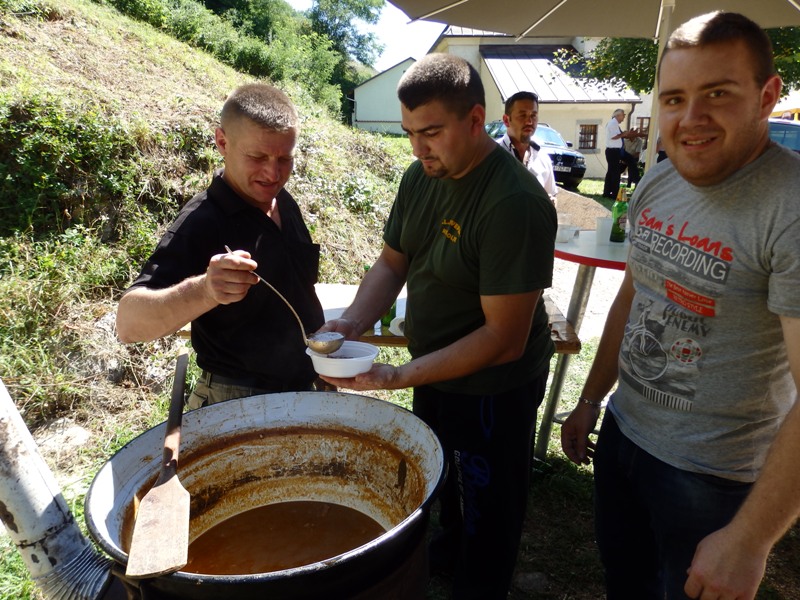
left=624, top=300, right=668, bottom=381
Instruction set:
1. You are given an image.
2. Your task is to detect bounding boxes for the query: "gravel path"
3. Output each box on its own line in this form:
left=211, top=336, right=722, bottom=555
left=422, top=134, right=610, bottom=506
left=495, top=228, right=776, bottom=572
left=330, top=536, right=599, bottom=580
left=548, top=257, right=624, bottom=342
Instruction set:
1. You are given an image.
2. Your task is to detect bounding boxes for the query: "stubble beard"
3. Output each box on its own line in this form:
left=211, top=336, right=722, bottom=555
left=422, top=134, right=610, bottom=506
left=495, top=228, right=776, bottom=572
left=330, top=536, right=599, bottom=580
left=421, top=161, right=448, bottom=179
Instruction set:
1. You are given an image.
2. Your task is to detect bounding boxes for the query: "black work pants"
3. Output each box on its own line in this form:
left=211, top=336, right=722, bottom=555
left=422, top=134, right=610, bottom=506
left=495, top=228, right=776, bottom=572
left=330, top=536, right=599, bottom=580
left=413, top=371, right=548, bottom=600
left=622, top=151, right=641, bottom=186
left=603, top=147, right=623, bottom=198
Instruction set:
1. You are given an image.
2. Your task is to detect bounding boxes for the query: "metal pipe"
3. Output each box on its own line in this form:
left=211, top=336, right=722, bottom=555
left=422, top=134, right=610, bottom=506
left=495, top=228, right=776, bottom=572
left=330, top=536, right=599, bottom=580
left=0, top=378, right=114, bottom=600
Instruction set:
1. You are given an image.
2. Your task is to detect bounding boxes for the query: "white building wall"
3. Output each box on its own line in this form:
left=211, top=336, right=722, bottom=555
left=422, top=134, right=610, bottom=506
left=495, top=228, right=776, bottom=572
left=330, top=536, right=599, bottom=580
left=541, top=108, right=605, bottom=179
left=352, top=58, right=414, bottom=135
left=433, top=38, right=482, bottom=70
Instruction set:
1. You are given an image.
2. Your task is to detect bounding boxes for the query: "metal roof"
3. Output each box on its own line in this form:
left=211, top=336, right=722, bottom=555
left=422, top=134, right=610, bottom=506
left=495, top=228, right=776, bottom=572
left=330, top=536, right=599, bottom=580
left=481, top=45, right=641, bottom=104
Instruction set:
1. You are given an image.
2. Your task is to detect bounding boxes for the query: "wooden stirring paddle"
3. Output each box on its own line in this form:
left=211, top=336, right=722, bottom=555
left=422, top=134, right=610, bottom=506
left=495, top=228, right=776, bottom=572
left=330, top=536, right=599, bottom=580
left=126, top=347, right=190, bottom=579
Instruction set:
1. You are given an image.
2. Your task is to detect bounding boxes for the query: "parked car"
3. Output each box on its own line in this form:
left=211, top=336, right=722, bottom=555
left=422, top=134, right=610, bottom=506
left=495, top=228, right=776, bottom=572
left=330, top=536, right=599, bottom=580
left=485, top=120, right=507, bottom=140
left=485, top=120, right=587, bottom=189
left=768, top=117, right=800, bottom=152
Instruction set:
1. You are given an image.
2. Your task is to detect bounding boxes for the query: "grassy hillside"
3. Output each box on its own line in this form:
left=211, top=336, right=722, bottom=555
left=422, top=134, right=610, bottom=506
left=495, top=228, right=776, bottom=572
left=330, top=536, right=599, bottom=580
left=0, top=1, right=416, bottom=596
left=0, top=0, right=413, bottom=418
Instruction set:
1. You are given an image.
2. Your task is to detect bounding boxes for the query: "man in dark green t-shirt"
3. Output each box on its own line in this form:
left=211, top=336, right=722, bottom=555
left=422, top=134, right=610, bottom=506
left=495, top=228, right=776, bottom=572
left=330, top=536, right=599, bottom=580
left=319, top=54, right=556, bottom=599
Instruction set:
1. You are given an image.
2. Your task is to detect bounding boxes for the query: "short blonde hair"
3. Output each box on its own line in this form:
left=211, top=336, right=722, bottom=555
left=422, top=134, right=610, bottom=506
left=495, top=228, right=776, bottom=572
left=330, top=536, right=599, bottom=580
left=220, top=84, right=299, bottom=132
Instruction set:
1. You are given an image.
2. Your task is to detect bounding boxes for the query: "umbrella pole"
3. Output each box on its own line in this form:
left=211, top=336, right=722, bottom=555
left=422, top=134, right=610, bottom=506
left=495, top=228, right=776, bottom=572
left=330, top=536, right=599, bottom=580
left=645, top=0, right=674, bottom=173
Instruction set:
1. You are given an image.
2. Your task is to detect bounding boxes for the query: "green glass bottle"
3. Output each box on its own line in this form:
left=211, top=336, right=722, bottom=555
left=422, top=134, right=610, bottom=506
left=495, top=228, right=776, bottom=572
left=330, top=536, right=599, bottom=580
left=381, top=301, right=397, bottom=328
left=610, top=184, right=628, bottom=243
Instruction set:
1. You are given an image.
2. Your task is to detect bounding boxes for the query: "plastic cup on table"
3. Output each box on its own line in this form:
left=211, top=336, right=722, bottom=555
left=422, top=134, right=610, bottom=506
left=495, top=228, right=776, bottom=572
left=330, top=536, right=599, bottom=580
left=595, top=217, right=613, bottom=245
left=556, top=224, right=578, bottom=243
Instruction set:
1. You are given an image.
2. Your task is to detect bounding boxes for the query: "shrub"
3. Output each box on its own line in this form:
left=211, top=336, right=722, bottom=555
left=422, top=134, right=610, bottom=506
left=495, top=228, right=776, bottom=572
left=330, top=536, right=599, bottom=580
left=0, top=94, right=141, bottom=236
left=0, top=0, right=64, bottom=19
left=106, top=0, right=168, bottom=27
left=0, top=90, right=219, bottom=241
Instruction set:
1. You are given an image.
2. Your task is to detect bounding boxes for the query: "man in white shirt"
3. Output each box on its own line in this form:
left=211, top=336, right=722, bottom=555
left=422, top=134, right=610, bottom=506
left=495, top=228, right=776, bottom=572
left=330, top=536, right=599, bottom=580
left=603, top=108, right=632, bottom=198
left=497, top=91, right=558, bottom=205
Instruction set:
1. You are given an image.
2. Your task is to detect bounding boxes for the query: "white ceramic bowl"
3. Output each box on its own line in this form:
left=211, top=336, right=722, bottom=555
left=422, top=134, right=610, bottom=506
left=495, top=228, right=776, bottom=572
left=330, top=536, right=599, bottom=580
left=306, top=341, right=379, bottom=378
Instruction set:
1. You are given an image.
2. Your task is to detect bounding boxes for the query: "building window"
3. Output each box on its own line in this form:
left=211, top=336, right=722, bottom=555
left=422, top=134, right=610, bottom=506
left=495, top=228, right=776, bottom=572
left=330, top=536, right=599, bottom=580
left=579, top=124, right=598, bottom=150
left=635, top=117, right=651, bottom=135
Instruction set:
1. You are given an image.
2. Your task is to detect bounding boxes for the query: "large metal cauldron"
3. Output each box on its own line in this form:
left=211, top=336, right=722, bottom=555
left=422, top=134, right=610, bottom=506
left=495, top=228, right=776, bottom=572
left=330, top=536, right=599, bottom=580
left=84, top=392, right=445, bottom=599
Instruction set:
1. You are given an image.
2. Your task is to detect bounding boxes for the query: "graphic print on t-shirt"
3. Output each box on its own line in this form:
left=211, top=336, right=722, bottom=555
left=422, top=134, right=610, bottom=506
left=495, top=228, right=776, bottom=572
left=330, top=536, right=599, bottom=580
left=620, top=207, right=732, bottom=412
left=441, top=218, right=462, bottom=244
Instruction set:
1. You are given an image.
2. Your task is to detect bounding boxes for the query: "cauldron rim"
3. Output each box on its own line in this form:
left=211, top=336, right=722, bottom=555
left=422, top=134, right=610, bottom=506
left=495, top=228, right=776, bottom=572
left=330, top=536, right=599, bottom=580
left=85, top=391, right=445, bottom=588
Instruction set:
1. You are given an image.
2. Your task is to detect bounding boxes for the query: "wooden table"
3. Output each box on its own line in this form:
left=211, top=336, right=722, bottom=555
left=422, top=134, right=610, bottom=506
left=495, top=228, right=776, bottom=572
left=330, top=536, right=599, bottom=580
left=315, top=283, right=580, bottom=354
left=533, top=230, right=628, bottom=461
left=180, top=284, right=578, bottom=354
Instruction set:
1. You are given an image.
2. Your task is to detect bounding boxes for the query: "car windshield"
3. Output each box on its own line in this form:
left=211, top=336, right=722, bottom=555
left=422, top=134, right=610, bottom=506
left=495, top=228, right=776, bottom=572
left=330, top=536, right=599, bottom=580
left=534, top=127, right=567, bottom=148
left=485, top=121, right=507, bottom=138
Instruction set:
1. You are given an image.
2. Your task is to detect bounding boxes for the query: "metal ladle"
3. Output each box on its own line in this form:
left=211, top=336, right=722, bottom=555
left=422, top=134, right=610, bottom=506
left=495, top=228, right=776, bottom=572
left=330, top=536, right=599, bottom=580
left=224, top=246, right=345, bottom=354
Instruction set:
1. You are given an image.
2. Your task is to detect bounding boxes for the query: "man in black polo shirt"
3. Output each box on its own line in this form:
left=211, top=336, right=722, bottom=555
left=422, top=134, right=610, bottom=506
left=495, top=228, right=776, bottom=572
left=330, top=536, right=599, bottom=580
left=116, top=84, right=324, bottom=407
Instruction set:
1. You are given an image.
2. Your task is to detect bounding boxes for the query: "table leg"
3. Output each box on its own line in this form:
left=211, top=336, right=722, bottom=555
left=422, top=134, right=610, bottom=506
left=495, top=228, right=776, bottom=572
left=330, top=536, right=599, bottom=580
left=534, top=264, right=596, bottom=461
left=565, top=264, right=596, bottom=334
left=534, top=352, right=572, bottom=461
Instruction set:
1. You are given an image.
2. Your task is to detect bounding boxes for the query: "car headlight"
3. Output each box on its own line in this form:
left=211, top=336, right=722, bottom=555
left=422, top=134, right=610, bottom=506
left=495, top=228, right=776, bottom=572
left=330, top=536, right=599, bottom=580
left=576, top=156, right=586, bottom=166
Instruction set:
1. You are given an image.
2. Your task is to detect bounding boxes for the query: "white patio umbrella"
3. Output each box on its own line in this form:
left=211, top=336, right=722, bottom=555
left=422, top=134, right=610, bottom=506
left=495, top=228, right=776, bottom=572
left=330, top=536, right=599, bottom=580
left=389, top=0, right=800, bottom=166
left=392, top=0, right=800, bottom=41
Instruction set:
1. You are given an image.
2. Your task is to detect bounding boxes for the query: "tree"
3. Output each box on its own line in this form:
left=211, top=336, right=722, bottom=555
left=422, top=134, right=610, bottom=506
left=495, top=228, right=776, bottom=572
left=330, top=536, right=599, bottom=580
left=308, top=0, right=384, bottom=67
left=200, top=0, right=387, bottom=121
left=556, top=28, right=800, bottom=94
left=198, top=0, right=341, bottom=113
left=768, top=28, right=800, bottom=91
left=201, top=0, right=296, bottom=40
left=305, top=0, right=385, bottom=121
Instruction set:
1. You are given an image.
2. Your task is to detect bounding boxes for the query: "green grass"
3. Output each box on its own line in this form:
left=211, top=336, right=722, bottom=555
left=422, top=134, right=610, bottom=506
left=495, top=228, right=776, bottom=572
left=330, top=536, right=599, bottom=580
left=0, top=537, right=35, bottom=600
left=573, top=178, right=613, bottom=212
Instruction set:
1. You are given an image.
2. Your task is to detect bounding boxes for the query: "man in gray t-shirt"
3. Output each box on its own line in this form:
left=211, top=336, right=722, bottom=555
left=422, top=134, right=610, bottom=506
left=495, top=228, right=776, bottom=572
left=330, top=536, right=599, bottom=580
left=562, top=12, right=800, bottom=600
